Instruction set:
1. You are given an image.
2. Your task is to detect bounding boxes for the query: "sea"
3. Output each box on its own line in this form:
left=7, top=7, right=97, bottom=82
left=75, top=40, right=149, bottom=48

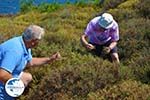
left=0, top=0, right=91, bottom=14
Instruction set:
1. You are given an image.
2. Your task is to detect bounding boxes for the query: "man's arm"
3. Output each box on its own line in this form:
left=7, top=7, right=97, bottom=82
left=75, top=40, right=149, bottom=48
left=27, top=52, right=61, bottom=67
left=102, top=41, right=117, bottom=54
left=109, top=41, right=117, bottom=50
left=0, top=51, right=18, bottom=83
left=0, top=69, right=12, bottom=84
left=81, top=34, right=89, bottom=47
left=27, top=57, right=50, bottom=66
left=81, top=34, right=95, bottom=50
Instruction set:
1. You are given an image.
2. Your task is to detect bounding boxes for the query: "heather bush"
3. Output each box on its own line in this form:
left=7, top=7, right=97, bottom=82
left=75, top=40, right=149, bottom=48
left=118, top=18, right=150, bottom=64
left=137, top=0, right=150, bottom=18
left=101, top=0, right=126, bottom=10
left=88, top=80, right=150, bottom=100
left=37, top=3, right=61, bottom=13
left=20, top=0, right=36, bottom=13
left=108, top=0, right=140, bottom=22
left=27, top=60, right=119, bottom=100
left=117, top=0, right=139, bottom=9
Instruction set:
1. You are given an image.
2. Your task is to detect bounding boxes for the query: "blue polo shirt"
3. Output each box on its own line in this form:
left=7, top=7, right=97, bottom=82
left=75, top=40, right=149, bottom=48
left=0, top=36, right=32, bottom=100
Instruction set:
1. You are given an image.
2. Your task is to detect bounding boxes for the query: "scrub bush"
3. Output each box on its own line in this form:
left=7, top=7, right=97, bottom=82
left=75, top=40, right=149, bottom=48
left=27, top=60, right=119, bottom=100
left=137, top=0, right=150, bottom=18
left=88, top=80, right=150, bottom=100
left=101, top=0, right=126, bottom=10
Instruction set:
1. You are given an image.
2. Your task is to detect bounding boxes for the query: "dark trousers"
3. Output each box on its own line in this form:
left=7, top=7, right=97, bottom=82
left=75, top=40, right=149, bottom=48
left=89, top=40, right=118, bottom=61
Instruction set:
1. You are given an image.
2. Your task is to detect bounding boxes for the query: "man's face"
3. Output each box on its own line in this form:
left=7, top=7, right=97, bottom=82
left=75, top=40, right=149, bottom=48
left=29, top=39, right=40, bottom=48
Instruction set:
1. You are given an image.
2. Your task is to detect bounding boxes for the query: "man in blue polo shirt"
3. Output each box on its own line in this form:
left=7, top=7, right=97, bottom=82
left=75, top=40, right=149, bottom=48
left=0, top=25, right=61, bottom=100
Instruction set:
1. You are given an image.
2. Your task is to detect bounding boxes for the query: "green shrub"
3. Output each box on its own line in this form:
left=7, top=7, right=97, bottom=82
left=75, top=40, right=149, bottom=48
left=20, top=0, right=61, bottom=13
left=137, top=0, right=150, bottom=18
left=27, top=59, right=119, bottom=100
left=37, top=3, right=61, bottom=13
left=87, top=80, right=150, bottom=100
left=117, top=0, right=139, bottom=9
left=101, top=0, right=126, bottom=10
left=20, top=0, right=36, bottom=13
left=118, top=18, right=150, bottom=64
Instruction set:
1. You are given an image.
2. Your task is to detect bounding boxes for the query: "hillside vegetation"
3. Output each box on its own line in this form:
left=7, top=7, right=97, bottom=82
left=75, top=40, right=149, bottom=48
left=0, top=0, right=149, bottom=100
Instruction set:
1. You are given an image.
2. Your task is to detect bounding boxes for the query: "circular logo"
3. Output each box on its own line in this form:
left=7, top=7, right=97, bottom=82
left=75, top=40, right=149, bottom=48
left=5, top=78, right=25, bottom=97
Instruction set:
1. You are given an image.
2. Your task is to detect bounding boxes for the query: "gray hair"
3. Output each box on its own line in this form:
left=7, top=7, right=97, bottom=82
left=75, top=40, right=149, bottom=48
left=23, top=25, right=45, bottom=41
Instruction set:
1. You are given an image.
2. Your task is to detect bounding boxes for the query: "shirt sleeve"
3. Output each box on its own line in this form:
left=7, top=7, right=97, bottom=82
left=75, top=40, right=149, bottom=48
left=84, top=21, right=94, bottom=36
left=0, top=51, right=20, bottom=74
left=110, top=27, right=119, bottom=42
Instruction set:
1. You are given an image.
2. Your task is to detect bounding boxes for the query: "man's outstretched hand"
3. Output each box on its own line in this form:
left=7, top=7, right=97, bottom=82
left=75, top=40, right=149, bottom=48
left=49, top=52, right=61, bottom=62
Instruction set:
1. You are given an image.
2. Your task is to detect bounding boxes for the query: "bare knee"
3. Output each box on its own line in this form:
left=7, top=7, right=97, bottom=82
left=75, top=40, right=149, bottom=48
left=20, top=72, right=32, bottom=87
left=111, top=53, right=120, bottom=64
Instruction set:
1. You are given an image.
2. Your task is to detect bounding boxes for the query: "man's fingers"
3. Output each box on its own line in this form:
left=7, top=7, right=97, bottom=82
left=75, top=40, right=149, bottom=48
left=86, top=44, right=95, bottom=50
left=56, top=54, right=61, bottom=59
left=52, top=52, right=61, bottom=60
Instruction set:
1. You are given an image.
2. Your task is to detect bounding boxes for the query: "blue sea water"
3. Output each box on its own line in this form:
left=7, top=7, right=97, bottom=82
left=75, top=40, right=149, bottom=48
left=33, top=0, right=77, bottom=5
left=0, top=0, right=20, bottom=14
left=0, top=0, right=88, bottom=14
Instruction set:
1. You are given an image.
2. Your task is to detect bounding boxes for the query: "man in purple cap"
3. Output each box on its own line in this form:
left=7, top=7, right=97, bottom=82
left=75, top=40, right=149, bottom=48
left=81, top=13, right=120, bottom=64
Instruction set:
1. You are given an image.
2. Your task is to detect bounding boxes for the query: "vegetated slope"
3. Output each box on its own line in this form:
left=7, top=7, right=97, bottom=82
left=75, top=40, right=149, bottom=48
left=0, top=0, right=149, bottom=99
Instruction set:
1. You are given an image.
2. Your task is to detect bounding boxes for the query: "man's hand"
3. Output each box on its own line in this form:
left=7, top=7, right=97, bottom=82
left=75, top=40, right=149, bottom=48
left=49, top=52, right=61, bottom=62
left=102, top=47, right=111, bottom=54
left=85, top=43, right=95, bottom=50
left=28, top=52, right=61, bottom=66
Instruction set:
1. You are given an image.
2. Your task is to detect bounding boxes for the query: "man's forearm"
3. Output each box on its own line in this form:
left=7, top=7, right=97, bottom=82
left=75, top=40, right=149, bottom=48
left=109, top=41, right=117, bottom=49
left=0, top=69, right=12, bottom=84
left=27, top=52, right=61, bottom=67
left=81, top=35, right=89, bottom=46
left=28, top=57, right=51, bottom=66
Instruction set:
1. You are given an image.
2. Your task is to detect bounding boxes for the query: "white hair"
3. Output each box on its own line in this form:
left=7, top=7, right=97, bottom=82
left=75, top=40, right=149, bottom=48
left=23, top=25, right=45, bottom=41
